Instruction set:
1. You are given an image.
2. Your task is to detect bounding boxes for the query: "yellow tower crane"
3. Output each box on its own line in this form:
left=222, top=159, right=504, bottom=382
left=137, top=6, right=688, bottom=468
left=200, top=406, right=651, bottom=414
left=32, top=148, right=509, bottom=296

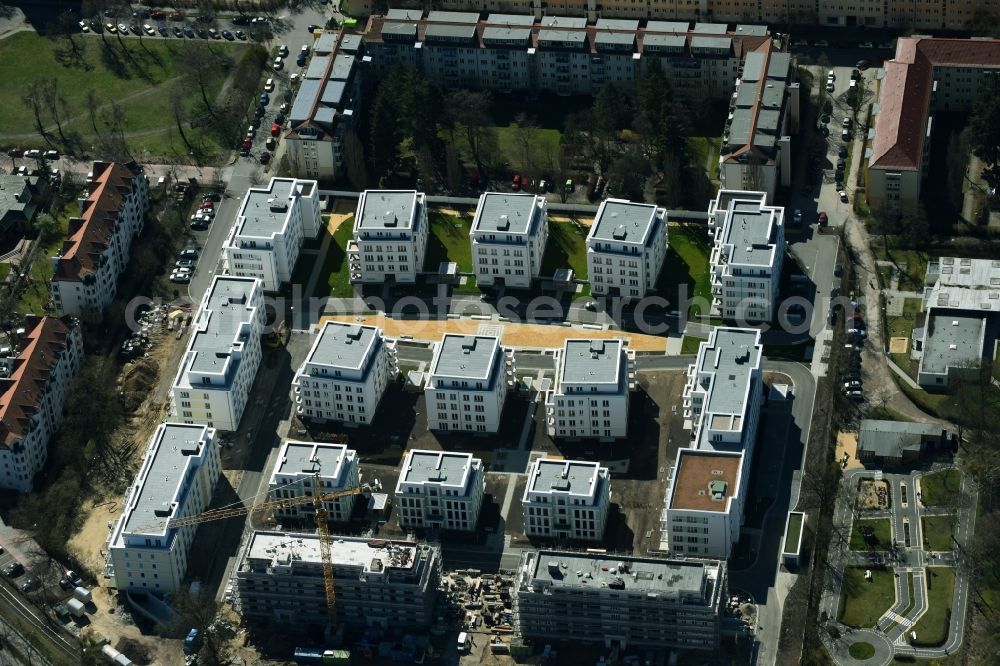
left=162, top=477, right=362, bottom=629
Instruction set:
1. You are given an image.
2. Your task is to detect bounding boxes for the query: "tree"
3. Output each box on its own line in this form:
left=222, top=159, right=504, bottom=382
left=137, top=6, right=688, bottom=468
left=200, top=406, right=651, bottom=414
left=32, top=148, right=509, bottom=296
left=22, top=81, right=48, bottom=144
left=369, top=85, right=400, bottom=180
left=969, top=74, right=1000, bottom=189
left=946, top=127, right=972, bottom=212
left=170, top=589, right=230, bottom=666
left=899, top=204, right=930, bottom=250
left=170, top=87, right=194, bottom=151
left=51, top=10, right=83, bottom=54
left=40, top=79, right=70, bottom=148
left=179, top=42, right=224, bottom=119
left=102, top=100, right=131, bottom=162
left=511, top=113, right=538, bottom=177
left=849, top=73, right=868, bottom=124
left=446, top=89, right=495, bottom=175
left=607, top=150, right=652, bottom=202
left=344, top=130, right=368, bottom=191
left=34, top=213, right=60, bottom=243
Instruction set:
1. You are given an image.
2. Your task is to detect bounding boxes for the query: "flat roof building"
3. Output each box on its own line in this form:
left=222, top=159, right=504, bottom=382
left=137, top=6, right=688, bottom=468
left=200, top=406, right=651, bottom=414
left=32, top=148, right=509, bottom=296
left=106, top=424, right=220, bottom=595
left=662, top=449, right=745, bottom=558
left=470, top=192, right=549, bottom=289
left=586, top=199, right=667, bottom=300
left=170, top=277, right=265, bottom=432
left=545, top=338, right=635, bottom=440
left=237, top=532, right=440, bottom=630
left=395, top=449, right=485, bottom=532
left=426, top=334, right=514, bottom=434
left=267, top=440, right=361, bottom=523
left=293, top=322, right=398, bottom=425
left=522, top=458, right=610, bottom=541
left=857, top=419, right=956, bottom=465
left=348, top=190, right=429, bottom=284
left=514, top=549, right=725, bottom=651
left=708, top=190, right=786, bottom=322
left=223, top=178, right=322, bottom=291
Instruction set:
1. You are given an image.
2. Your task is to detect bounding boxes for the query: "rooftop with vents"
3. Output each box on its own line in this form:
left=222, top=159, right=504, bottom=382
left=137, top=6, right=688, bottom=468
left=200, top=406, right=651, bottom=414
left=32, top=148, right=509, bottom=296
left=588, top=199, right=663, bottom=247
left=355, top=190, right=420, bottom=231
left=471, top=192, right=543, bottom=237
left=668, top=449, right=742, bottom=513
left=305, top=321, right=382, bottom=372
left=526, top=458, right=605, bottom=499
left=695, top=327, right=761, bottom=424
left=557, top=338, right=626, bottom=389
left=271, top=440, right=354, bottom=483
left=398, top=449, right=479, bottom=490
left=429, top=334, right=501, bottom=382
left=179, top=277, right=260, bottom=380
left=233, top=178, right=304, bottom=239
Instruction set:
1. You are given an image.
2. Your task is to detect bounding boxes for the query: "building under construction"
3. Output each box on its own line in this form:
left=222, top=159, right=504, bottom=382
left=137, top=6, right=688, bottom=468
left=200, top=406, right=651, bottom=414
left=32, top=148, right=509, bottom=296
left=235, top=531, right=440, bottom=631
left=514, top=550, right=726, bottom=651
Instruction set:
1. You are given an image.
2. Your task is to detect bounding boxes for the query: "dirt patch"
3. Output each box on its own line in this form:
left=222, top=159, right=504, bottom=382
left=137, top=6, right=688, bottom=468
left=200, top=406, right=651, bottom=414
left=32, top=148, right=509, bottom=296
left=322, top=314, right=668, bottom=352
left=889, top=336, right=909, bottom=354
left=858, top=479, right=890, bottom=510
left=836, top=431, right=865, bottom=471
left=81, top=586, right=180, bottom=666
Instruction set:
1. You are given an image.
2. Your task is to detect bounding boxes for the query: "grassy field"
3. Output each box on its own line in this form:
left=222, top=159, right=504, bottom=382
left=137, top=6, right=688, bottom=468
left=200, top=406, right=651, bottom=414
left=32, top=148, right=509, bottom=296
left=910, top=567, right=955, bottom=646
left=688, top=136, right=722, bottom=183
left=877, top=247, right=932, bottom=291
left=922, top=515, right=955, bottom=551
left=784, top=512, right=803, bottom=553
left=849, top=518, right=893, bottom=551
left=540, top=220, right=589, bottom=281
left=848, top=642, right=875, bottom=660
left=657, top=223, right=712, bottom=317
left=313, top=220, right=356, bottom=299
left=0, top=32, right=242, bottom=157
left=425, top=213, right=473, bottom=273
left=681, top=335, right=706, bottom=355
left=838, top=566, right=896, bottom=628
left=448, top=123, right=562, bottom=177
left=887, top=297, right=924, bottom=368
left=16, top=197, right=76, bottom=315
left=920, top=469, right=961, bottom=507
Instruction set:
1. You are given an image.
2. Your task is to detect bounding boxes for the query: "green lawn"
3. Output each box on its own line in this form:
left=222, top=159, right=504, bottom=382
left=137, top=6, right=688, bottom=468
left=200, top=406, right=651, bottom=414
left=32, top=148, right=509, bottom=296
left=425, top=213, right=473, bottom=273
left=922, top=515, right=955, bottom=551
left=688, top=135, right=722, bottom=183
left=898, top=380, right=950, bottom=417
left=656, top=223, right=712, bottom=317
left=495, top=124, right=562, bottom=174
left=920, top=469, right=961, bottom=507
left=886, top=297, right=924, bottom=368
left=681, top=335, right=706, bottom=355
left=313, top=219, right=356, bottom=299
left=540, top=220, right=589, bottom=280
left=848, top=642, right=876, bottom=660
left=877, top=248, right=931, bottom=291
left=0, top=32, right=242, bottom=158
left=838, top=566, right=896, bottom=628
left=784, top=512, right=803, bottom=554
left=16, top=197, right=76, bottom=315
left=849, top=518, right=893, bottom=552
left=910, top=567, right=955, bottom=646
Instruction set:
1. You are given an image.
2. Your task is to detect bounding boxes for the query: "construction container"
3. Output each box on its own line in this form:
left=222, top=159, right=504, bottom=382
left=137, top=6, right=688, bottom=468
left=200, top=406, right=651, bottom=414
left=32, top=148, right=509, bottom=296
left=73, top=587, right=93, bottom=604
left=101, top=644, right=134, bottom=665
left=67, top=598, right=86, bottom=618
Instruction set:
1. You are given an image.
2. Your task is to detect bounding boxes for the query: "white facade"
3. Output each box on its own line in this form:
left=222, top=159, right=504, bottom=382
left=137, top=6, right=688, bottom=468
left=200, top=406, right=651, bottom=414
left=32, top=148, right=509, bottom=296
left=662, top=449, right=746, bottom=558
left=50, top=161, right=149, bottom=322
left=348, top=190, right=429, bottom=284
left=395, top=449, right=485, bottom=532
left=522, top=458, right=610, bottom=541
left=293, top=322, right=397, bottom=424
left=267, top=440, right=361, bottom=523
left=586, top=199, right=667, bottom=300
left=106, top=423, right=220, bottom=595
left=470, top=192, right=549, bottom=289
left=0, top=316, right=82, bottom=492
left=545, top=338, right=636, bottom=440
left=169, top=277, right=265, bottom=432
left=708, top=190, right=786, bottom=322
left=425, top=334, right=514, bottom=433
left=223, top=178, right=322, bottom=291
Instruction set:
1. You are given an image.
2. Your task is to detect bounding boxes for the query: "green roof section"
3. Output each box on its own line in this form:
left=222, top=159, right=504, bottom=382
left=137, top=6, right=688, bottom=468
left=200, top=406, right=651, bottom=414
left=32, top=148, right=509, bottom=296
left=783, top=511, right=804, bottom=555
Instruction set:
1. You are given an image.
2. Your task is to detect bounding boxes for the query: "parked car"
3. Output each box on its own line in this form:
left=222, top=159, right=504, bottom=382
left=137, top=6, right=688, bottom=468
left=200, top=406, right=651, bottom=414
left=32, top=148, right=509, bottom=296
left=834, top=263, right=843, bottom=277
left=142, top=23, right=155, bottom=35
left=172, top=26, right=183, bottom=37
left=818, top=211, right=829, bottom=225
left=184, top=26, right=195, bottom=38
left=203, top=191, right=221, bottom=201
left=264, top=78, right=275, bottom=92
left=844, top=380, right=862, bottom=389
left=208, top=28, right=219, bottom=38
left=265, top=137, right=276, bottom=151
left=793, top=209, right=802, bottom=225
left=275, top=112, right=285, bottom=124
left=170, top=9, right=184, bottom=20
left=306, top=24, right=319, bottom=32
left=859, top=41, right=874, bottom=49
left=259, top=151, right=271, bottom=164
left=117, top=23, right=129, bottom=34
left=23, top=149, right=41, bottom=158
left=270, top=122, right=281, bottom=136
left=129, top=23, right=140, bottom=35
left=857, top=58, right=872, bottom=70
left=259, top=92, right=270, bottom=106
left=158, top=25, right=168, bottom=37
left=19, top=578, right=38, bottom=593
left=170, top=271, right=191, bottom=283
left=839, top=190, right=849, bottom=203
left=176, top=259, right=195, bottom=269
left=278, top=44, right=289, bottom=56
left=235, top=30, right=247, bottom=40
left=200, top=200, right=214, bottom=209
left=826, top=82, right=835, bottom=93
left=79, top=20, right=90, bottom=32
left=3, top=563, right=24, bottom=578
left=198, top=208, right=215, bottom=218
left=180, top=248, right=199, bottom=259
left=273, top=58, right=284, bottom=71
left=279, top=102, right=290, bottom=114
left=296, top=53, right=306, bottom=66
left=105, top=23, right=117, bottom=33
left=842, top=128, right=850, bottom=141
left=222, top=30, right=235, bottom=41
left=836, top=158, right=846, bottom=171
left=151, top=10, right=166, bottom=19
left=512, top=173, right=521, bottom=190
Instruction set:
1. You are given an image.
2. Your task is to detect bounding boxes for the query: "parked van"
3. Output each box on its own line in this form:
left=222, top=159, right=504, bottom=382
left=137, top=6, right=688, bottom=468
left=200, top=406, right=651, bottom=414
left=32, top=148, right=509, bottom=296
left=457, top=632, right=470, bottom=652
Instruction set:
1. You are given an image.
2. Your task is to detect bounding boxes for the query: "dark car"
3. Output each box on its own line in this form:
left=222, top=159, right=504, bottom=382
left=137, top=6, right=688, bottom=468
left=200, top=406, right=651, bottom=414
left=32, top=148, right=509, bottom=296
left=838, top=146, right=848, bottom=158
left=259, top=151, right=271, bottom=164
left=232, top=15, right=251, bottom=25
left=306, top=24, right=319, bottom=32
left=203, top=191, right=221, bottom=201
left=3, top=562, right=24, bottom=578
left=172, top=26, right=183, bottom=37
left=158, top=25, right=168, bottom=37
left=222, top=30, right=235, bottom=41
left=235, top=30, right=246, bottom=40
left=275, top=112, right=285, bottom=124
left=184, top=26, right=195, bottom=38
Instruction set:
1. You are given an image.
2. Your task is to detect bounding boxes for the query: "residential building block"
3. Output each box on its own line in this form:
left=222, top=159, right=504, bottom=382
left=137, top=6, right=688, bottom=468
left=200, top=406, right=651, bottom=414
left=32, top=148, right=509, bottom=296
left=545, top=338, right=635, bottom=440
left=170, top=277, right=265, bottom=432
left=293, top=321, right=398, bottom=424
left=586, top=199, right=667, bottom=300
left=522, top=458, right=610, bottom=541
left=267, top=440, right=361, bottom=523
left=662, top=449, right=746, bottom=558
left=425, top=334, right=514, bottom=433
left=395, top=449, right=485, bottom=532
left=348, top=190, right=428, bottom=284
left=470, top=192, right=549, bottom=289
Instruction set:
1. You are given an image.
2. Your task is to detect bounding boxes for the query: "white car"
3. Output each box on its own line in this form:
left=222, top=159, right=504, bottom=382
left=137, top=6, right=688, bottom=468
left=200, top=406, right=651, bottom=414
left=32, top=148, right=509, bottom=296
left=273, top=58, right=283, bottom=71
left=826, top=82, right=835, bottom=93
left=198, top=208, right=215, bottom=218
left=839, top=190, right=849, bottom=203
left=265, top=78, right=274, bottom=92
left=143, top=24, right=155, bottom=36
left=278, top=44, right=289, bottom=57
left=78, top=20, right=90, bottom=32
left=828, top=70, right=836, bottom=80
left=290, top=72, right=300, bottom=83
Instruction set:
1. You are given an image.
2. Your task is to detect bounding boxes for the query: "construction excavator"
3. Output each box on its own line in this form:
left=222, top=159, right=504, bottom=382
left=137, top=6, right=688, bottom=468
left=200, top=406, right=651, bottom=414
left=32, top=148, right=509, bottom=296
left=163, top=474, right=363, bottom=629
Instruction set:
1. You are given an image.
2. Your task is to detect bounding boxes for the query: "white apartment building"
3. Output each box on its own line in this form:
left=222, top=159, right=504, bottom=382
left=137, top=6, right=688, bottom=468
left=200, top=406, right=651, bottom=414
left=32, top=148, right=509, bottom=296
left=293, top=322, right=397, bottom=424
left=286, top=32, right=366, bottom=181
left=0, top=316, right=82, bottom=492
left=395, top=449, right=485, bottom=532
left=708, top=190, right=786, bottom=322
left=683, top=327, right=763, bottom=454
left=106, top=423, right=220, bottom=595
left=522, top=458, right=611, bottom=541
left=348, top=190, right=428, bottom=284
left=50, top=161, right=149, bottom=322
left=425, top=334, right=514, bottom=433
left=364, top=13, right=768, bottom=102
left=545, top=338, right=635, bottom=440
left=170, top=277, right=265, bottom=432
left=662, top=449, right=746, bottom=558
left=223, top=178, right=322, bottom=291
left=470, top=192, right=549, bottom=289
left=237, top=532, right=440, bottom=629
left=267, top=440, right=361, bottom=523
left=586, top=199, right=667, bottom=300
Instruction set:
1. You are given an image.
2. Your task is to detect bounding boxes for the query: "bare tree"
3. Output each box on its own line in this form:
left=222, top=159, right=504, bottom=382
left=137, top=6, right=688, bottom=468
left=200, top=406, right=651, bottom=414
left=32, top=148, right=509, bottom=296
left=40, top=79, right=70, bottom=148
left=170, top=86, right=195, bottom=151
left=22, top=81, right=49, bottom=144
left=344, top=130, right=368, bottom=191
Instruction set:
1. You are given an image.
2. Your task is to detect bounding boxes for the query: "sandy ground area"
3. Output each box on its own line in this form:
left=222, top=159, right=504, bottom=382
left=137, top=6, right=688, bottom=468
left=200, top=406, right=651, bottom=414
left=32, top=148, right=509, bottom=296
left=320, top=314, right=669, bottom=352
left=889, top=336, right=909, bottom=354
left=858, top=479, right=890, bottom=510
left=836, top=431, right=865, bottom=471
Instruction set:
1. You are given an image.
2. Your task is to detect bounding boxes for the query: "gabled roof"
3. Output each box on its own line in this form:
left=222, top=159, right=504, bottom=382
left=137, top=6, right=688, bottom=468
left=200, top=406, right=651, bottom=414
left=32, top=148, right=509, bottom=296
left=53, top=161, right=143, bottom=282
left=0, top=316, right=75, bottom=448
left=870, top=37, right=1000, bottom=170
